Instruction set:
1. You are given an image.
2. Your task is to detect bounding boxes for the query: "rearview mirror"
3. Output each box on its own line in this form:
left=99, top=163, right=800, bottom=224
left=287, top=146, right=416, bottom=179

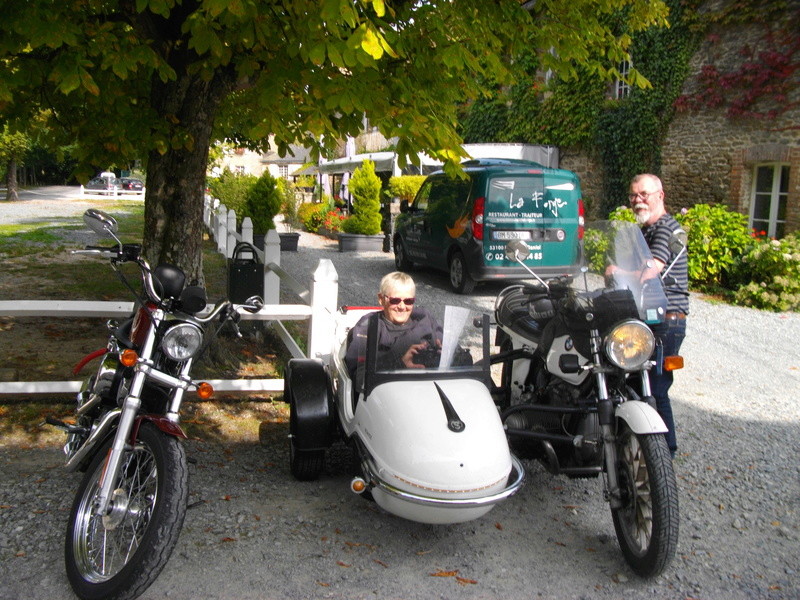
left=505, top=240, right=530, bottom=262
left=83, top=209, right=118, bottom=238
left=669, top=228, right=688, bottom=255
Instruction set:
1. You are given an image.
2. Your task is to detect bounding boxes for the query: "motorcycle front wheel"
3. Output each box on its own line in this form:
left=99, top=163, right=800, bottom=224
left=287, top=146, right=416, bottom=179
left=611, top=425, right=678, bottom=577
left=65, top=422, right=188, bottom=600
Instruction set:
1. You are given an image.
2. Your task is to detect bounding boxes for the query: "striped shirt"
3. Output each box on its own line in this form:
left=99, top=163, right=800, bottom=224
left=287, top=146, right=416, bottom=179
left=642, top=214, right=689, bottom=315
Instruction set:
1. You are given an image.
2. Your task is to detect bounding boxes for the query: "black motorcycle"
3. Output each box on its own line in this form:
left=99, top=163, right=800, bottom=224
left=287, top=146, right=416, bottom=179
left=47, top=209, right=262, bottom=600
left=492, top=220, right=684, bottom=577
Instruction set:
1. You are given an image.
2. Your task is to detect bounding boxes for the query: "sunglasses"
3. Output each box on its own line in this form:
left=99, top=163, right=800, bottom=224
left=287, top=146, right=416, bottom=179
left=385, top=296, right=415, bottom=306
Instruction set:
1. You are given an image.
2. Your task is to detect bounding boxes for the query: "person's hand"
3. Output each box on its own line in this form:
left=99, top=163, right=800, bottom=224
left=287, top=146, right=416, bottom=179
left=401, top=342, right=429, bottom=369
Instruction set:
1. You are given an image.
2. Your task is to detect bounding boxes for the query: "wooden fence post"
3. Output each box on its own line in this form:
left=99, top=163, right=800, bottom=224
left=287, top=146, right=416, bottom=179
left=308, top=259, right=338, bottom=362
left=226, top=209, right=237, bottom=258
left=241, top=217, right=254, bottom=245
left=216, top=203, right=228, bottom=255
left=263, top=229, right=281, bottom=305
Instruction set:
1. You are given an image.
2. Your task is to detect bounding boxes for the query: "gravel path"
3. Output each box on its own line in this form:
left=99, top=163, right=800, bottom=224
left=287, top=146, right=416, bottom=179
left=1, top=192, right=799, bottom=599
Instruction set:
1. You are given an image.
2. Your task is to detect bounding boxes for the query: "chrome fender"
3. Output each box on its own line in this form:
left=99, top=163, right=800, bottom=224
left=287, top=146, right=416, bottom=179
left=615, top=400, right=668, bottom=434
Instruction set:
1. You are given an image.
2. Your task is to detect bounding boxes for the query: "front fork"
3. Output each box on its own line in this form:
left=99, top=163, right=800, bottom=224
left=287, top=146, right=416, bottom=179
left=92, top=308, right=191, bottom=517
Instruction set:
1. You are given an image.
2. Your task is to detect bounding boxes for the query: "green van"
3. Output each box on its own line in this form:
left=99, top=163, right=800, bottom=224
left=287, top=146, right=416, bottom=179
left=393, top=159, right=584, bottom=293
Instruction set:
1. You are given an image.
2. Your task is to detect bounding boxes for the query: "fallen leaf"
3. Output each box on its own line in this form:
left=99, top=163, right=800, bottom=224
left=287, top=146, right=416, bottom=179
left=494, top=522, right=503, bottom=530
left=430, top=569, right=459, bottom=577
left=769, top=585, right=782, bottom=590
left=317, top=581, right=330, bottom=587
left=771, top=521, right=781, bottom=526
left=221, top=537, right=237, bottom=543
left=585, top=547, right=596, bottom=552
left=456, top=576, right=478, bottom=585
left=373, top=559, right=388, bottom=568
left=337, top=561, right=351, bottom=568
left=555, top=541, right=567, bottom=547
left=416, top=549, right=432, bottom=556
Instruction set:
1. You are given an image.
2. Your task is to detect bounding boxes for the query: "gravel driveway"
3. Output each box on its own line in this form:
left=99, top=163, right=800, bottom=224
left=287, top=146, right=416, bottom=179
left=1, top=192, right=799, bottom=599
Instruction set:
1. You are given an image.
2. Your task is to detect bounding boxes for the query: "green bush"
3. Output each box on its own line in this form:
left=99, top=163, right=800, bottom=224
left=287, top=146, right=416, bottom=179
left=207, top=169, right=256, bottom=225
left=608, top=206, right=636, bottom=222
left=342, top=160, right=382, bottom=235
left=675, top=204, right=752, bottom=290
left=733, top=233, right=800, bottom=311
left=388, top=175, right=426, bottom=203
left=245, top=171, right=282, bottom=234
left=297, top=202, right=327, bottom=233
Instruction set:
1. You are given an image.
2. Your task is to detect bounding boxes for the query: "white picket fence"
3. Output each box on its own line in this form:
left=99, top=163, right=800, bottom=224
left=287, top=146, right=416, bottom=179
left=0, top=197, right=339, bottom=396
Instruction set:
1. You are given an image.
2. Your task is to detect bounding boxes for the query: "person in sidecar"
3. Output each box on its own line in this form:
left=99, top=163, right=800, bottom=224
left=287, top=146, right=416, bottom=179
left=345, top=272, right=443, bottom=386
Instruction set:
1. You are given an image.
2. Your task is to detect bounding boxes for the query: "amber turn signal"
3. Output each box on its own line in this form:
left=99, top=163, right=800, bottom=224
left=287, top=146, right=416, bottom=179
left=196, top=382, right=214, bottom=400
left=120, top=349, right=138, bottom=367
left=663, top=355, right=684, bottom=371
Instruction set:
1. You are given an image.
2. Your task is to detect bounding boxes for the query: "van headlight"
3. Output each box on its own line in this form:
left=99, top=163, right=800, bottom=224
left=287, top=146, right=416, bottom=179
left=161, top=323, right=204, bottom=360
left=604, top=320, right=654, bottom=371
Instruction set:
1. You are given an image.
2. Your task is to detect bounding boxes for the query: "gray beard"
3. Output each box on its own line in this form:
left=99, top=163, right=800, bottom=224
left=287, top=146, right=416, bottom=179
left=633, top=203, right=650, bottom=225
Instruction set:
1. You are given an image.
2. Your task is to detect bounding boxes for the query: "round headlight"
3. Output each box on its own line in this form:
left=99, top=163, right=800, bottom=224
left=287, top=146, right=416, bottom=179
left=161, top=323, right=203, bottom=361
left=604, top=320, right=655, bottom=371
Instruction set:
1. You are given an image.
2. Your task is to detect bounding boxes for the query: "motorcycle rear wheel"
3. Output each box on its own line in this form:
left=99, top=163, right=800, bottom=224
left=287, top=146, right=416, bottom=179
left=611, top=426, right=678, bottom=577
left=65, top=422, right=188, bottom=600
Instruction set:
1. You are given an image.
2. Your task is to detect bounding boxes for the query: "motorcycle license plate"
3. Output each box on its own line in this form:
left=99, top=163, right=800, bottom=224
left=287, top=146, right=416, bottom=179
left=493, top=230, right=532, bottom=241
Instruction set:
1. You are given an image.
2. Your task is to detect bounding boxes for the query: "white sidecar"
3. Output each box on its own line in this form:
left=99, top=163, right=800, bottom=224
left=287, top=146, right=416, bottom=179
left=285, top=305, right=524, bottom=525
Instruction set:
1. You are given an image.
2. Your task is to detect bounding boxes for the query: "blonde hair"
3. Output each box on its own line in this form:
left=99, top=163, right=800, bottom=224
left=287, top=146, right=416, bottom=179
left=379, top=271, right=415, bottom=296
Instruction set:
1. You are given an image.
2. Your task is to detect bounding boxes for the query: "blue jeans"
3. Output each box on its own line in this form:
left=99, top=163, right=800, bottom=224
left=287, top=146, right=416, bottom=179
left=649, top=317, right=686, bottom=456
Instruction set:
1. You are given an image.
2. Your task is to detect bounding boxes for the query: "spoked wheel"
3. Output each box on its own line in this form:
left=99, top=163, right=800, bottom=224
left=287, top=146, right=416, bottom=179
left=449, top=251, right=475, bottom=294
left=611, top=425, right=678, bottom=577
left=65, top=422, right=188, bottom=600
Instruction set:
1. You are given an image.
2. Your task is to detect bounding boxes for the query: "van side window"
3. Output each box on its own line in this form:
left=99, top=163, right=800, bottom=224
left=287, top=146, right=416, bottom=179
left=414, top=181, right=432, bottom=211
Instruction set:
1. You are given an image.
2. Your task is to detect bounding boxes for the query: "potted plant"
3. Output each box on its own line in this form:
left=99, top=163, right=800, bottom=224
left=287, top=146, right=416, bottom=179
left=339, top=159, right=384, bottom=252
left=278, top=178, right=301, bottom=251
left=245, top=171, right=282, bottom=249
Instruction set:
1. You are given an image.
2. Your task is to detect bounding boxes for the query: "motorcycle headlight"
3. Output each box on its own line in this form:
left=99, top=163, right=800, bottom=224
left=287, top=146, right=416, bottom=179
left=604, top=320, right=655, bottom=371
left=161, top=323, right=204, bottom=361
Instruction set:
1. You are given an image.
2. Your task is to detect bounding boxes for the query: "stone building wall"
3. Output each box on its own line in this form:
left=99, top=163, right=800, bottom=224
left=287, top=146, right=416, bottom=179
left=660, top=8, right=799, bottom=234
left=560, top=2, right=799, bottom=235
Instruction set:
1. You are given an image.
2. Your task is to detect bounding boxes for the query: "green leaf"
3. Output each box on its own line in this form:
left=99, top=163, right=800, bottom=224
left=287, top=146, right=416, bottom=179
left=360, top=26, right=383, bottom=60
left=309, top=43, right=326, bottom=66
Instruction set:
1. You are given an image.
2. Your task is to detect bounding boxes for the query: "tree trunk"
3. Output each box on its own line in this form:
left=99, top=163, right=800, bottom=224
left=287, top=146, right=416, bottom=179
left=142, top=70, right=233, bottom=284
left=5, top=158, right=19, bottom=202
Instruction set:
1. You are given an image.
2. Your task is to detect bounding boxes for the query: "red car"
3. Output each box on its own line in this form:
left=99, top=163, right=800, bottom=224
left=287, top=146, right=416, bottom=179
left=119, top=177, right=144, bottom=193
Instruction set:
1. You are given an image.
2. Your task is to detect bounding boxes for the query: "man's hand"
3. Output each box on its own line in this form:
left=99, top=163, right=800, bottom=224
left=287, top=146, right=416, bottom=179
left=401, top=342, right=429, bottom=369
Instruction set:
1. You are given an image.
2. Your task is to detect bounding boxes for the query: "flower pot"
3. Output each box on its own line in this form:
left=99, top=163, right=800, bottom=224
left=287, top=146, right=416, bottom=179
left=337, top=233, right=384, bottom=252
left=279, top=232, right=300, bottom=251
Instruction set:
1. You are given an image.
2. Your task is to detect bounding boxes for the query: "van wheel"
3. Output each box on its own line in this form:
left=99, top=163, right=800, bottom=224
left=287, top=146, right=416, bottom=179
left=449, top=251, right=475, bottom=294
left=394, top=238, right=414, bottom=271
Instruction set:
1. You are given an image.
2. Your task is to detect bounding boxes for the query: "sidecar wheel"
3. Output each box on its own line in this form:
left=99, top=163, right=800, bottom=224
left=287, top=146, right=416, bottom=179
left=65, top=423, right=188, bottom=600
left=611, top=426, right=678, bottom=577
left=289, top=440, right=325, bottom=481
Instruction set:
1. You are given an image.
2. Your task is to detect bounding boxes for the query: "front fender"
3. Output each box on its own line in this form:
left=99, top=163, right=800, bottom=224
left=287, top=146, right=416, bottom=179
left=287, top=358, right=335, bottom=450
left=615, top=400, right=667, bottom=434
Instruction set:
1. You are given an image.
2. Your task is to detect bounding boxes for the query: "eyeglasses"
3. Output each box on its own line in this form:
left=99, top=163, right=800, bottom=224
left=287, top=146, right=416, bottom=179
left=628, top=190, right=659, bottom=201
left=385, top=296, right=415, bottom=306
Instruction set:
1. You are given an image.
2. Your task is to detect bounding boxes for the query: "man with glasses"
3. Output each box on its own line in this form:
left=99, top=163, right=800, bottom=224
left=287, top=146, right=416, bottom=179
left=629, top=173, right=689, bottom=458
left=345, top=272, right=442, bottom=384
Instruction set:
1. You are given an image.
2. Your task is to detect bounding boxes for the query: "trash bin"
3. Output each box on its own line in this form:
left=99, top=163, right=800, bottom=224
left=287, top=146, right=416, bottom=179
left=227, top=242, right=263, bottom=303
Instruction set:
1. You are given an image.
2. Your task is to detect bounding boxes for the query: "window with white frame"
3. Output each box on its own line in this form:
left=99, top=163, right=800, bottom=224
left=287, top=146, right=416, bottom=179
left=615, top=59, right=632, bottom=99
left=279, top=164, right=289, bottom=178
left=750, top=164, right=789, bottom=238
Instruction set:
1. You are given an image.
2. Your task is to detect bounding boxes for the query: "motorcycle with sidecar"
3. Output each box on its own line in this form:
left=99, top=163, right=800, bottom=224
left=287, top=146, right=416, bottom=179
left=284, top=304, right=524, bottom=525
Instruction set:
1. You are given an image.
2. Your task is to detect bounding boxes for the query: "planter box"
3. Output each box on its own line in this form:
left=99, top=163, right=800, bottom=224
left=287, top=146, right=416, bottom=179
left=279, top=232, right=300, bottom=251
left=337, top=233, right=384, bottom=252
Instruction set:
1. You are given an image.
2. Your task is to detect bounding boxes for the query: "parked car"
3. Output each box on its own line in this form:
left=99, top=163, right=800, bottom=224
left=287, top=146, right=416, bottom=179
left=393, top=159, right=585, bottom=293
left=119, top=177, right=144, bottom=193
left=84, top=177, right=121, bottom=195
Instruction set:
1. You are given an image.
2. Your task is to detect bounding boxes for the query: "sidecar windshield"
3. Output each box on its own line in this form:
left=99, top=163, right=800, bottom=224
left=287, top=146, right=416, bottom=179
left=355, top=306, right=492, bottom=398
left=578, top=220, right=668, bottom=324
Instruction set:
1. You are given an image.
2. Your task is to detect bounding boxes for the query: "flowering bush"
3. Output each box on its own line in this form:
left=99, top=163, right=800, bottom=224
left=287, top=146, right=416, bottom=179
left=733, top=233, right=800, bottom=311
left=297, top=202, right=327, bottom=233
left=322, top=209, right=345, bottom=232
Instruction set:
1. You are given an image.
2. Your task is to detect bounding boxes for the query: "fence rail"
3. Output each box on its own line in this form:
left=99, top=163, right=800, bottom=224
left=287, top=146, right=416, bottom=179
left=0, top=197, right=338, bottom=396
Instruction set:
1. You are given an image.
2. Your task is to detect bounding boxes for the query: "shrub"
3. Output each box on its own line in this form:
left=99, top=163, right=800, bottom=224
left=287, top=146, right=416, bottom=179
left=733, top=233, right=800, bottom=311
left=342, top=160, right=382, bottom=235
left=207, top=169, right=257, bottom=225
left=675, top=204, right=753, bottom=290
left=297, top=202, right=327, bottom=233
left=245, top=171, right=282, bottom=234
left=608, top=206, right=636, bottom=222
left=388, top=175, right=426, bottom=203
left=322, top=210, right=345, bottom=233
